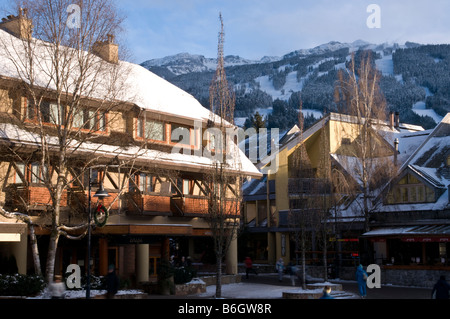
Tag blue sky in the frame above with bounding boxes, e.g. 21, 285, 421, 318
1, 1, 450, 64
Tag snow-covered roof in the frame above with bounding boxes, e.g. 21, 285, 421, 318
0, 122, 261, 177
0, 28, 216, 124
362, 225, 450, 238
372, 113, 450, 213
0, 27, 260, 177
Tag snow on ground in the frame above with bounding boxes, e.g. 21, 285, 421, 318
375, 53, 394, 76
412, 101, 443, 124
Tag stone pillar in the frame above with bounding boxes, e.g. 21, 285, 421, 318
135, 244, 149, 283
226, 235, 238, 275
11, 232, 27, 275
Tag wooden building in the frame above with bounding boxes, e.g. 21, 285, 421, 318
0, 10, 261, 284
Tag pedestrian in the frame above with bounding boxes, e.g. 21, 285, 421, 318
245, 256, 257, 279
355, 264, 369, 298
276, 258, 284, 282
431, 275, 450, 299
288, 262, 298, 286
185, 256, 192, 268
49, 275, 66, 299
319, 286, 334, 299
105, 264, 120, 299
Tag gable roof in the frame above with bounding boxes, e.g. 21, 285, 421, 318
373, 113, 450, 213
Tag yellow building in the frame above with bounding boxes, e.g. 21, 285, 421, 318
242, 112, 425, 270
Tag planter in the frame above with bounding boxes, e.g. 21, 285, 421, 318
158, 276, 175, 295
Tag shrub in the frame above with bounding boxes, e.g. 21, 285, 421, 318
0, 274, 45, 296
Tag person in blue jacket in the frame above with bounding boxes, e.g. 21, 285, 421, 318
355, 264, 369, 298
319, 286, 334, 299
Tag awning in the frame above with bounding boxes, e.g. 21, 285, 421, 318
362, 225, 450, 242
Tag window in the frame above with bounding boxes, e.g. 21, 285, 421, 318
129, 172, 154, 193
30, 163, 48, 184
15, 163, 26, 183
447, 155, 450, 167
27, 101, 65, 125
387, 173, 435, 204
172, 178, 190, 195
73, 108, 107, 132
137, 118, 165, 141
138, 173, 154, 193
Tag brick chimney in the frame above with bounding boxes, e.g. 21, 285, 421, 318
394, 112, 400, 129
0, 8, 32, 40
389, 111, 394, 130
92, 34, 119, 64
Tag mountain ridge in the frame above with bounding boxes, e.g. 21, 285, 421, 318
139, 40, 448, 131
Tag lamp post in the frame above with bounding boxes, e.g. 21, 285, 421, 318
86, 167, 110, 299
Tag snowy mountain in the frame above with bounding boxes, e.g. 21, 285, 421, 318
140, 40, 450, 131
141, 52, 281, 78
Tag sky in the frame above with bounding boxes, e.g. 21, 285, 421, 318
1, 0, 450, 64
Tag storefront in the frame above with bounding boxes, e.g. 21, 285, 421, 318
362, 225, 450, 266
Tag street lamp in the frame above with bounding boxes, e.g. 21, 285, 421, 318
86, 167, 110, 299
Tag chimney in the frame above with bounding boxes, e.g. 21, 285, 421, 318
92, 34, 119, 64
394, 112, 400, 129
394, 138, 399, 166
389, 111, 394, 130
0, 8, 33, 40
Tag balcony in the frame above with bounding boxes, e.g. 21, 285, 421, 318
5, 183, 119, 214
125, 192, 240, 217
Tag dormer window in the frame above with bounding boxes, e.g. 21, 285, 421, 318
137, 118, 165, 141
386, 173, 436, 204
171, 124, 191, 145
27, 101, 65, 125
73, 108, 107, 132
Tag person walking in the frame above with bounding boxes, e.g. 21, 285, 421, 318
106, 264, 120, 299
49, 275, 66, 299
245, 256, 257, 279
355, 264, 369, 298
288, 262, 298, 286
431, 275, 450, 299
319, 286, 334, 299
276, 258, 284, 282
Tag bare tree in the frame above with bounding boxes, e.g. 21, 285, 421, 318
288, 102, 317, 289
0, 0, 130, 283
206, 13, 241, 298
334, 51, 396, 263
